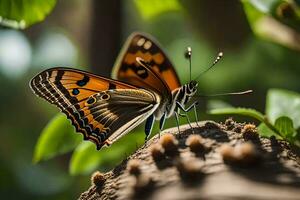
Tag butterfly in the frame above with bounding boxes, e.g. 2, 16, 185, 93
30, 32, 205, 150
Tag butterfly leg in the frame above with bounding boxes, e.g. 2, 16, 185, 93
176, 101, 199, 133
192, 102, 200, 127
145, 114, 155, 141
158, 113, 166, 138
174, 111, 181, 134
178, 112, 194, 133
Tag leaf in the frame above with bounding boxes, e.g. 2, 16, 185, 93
133, 0, 182, 20
258, 123, 280, 138
242, 0, 300, 51
209, 107, 265, 122
244, 0, 300, 22
246, 0, 279, 13
242, 0, 274, 30
33, 113, 82, 163
69, 142, 100, 175
69, 131, 145, 175
0, 0, 57, 29
266, 89, 300, 129
274, 116, 295, 140
258, 116, 298, 144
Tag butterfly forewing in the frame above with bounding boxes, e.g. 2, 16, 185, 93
112, 32, 181, 91
30, 68, 159, 149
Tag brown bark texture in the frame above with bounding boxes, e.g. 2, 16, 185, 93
79, 120, 300, 200
89, 0, 121, 76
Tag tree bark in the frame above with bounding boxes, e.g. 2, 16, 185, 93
79, 120, 300, 200
89, 0, 121, 76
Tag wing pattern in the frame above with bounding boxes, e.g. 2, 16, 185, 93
30, 68, 159, 149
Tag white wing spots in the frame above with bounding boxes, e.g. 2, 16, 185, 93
144, 41, 152, 49
137, 38, 145, 46
137, 37, 152, 50
137, 69, 146, 75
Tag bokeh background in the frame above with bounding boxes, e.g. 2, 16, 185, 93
1, 0, 300, 199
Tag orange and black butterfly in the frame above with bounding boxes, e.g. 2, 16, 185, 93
30, 33, 218, 150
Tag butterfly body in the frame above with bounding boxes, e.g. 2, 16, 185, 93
166, 80, 198, 118
31, 32, 200, 149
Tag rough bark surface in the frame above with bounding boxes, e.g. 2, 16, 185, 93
79, 120, 300, 200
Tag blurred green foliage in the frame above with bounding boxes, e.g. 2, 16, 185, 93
0, 0, 57, 29
33, 113, 82, 163
266, 89, 300, 128
133, 0, 182, 20
242, 0, 300, 50
210, 89, 300, 146
70, 130, 144, 175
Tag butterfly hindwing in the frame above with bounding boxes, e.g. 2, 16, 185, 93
112, 32, 181, 91
87, 89, 159, 144
30, 68, 159, 149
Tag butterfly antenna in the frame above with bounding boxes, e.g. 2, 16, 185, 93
193, 51, 223, 81
195, 90, 253, 97
185, 46, 192, 82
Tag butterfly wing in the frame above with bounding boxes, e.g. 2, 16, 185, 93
87, 89, 159, 146
30, 68, 160, 149
112, 32, 181, 91
114, 57, 173, 102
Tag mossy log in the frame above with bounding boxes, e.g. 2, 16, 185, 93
79, 120, 300, 200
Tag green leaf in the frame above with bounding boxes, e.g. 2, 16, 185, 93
266, 89, 300, 129
243, 0, 300, 23
0, 0, 57, 29
33, 113, 82, 163
70, 131, 145, 175
242, 0, 300, 51
258, 116, 299, 144
133, 0, 182, 20
242, 0, 270, 29
274, 116, 295, 139
246, 0, 279, 13
69, 142, 100, 175
258, 123, 280, 138
209, 107, 265, 122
